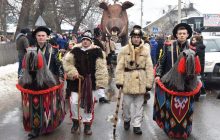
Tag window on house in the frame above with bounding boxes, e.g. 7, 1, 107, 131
196, 22, 201, 29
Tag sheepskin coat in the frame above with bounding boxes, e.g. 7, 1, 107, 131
115, 39, 154, 94
62, 45, 108, 92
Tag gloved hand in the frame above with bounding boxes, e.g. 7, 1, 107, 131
116, 84, 123, 89
59, 77, 64, 84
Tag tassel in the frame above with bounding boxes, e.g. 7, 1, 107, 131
178, 57, 186, 74
37, 52, 44, 69
195, 56, 201, 74
22, 55, 26, 69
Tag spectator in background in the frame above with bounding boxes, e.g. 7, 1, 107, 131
71, 34, 78, 44
93, 27, 105, 51
190, 35, 206, 101
57, 34, 68, 57
15, 28, 30, 78
142, 32, 150, 45
155, 33, 165, 64
149, 36, 158, 66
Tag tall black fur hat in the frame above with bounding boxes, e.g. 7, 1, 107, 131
32, 26, 51, 37
173, 23, 193, 39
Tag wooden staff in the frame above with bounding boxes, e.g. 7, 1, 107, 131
77, 75, 84, 134
113, 87, 122, 136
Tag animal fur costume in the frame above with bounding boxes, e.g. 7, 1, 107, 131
115, 39, 154, 94
63, 44, 108, 114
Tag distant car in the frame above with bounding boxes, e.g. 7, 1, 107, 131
203, 36, 220, 87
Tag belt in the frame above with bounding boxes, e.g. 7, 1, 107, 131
124, 68, 145, 72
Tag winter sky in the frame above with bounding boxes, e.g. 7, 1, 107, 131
111, 0, 220, 26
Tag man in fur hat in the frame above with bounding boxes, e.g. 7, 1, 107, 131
62, 30, 108, 135
115, 25, 154, 135
32, 26, 64, 83
26, 26, 64, 139
155, 23, 193, 80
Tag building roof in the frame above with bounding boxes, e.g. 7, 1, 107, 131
144, 4, 201, 29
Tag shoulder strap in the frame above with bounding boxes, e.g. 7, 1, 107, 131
48, 46, 53, 68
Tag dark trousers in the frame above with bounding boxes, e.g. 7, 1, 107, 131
18, 54, 24, 78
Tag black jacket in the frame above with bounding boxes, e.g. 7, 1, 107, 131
196, 41, 206, 73
156, 41, 189, 77
37, 43, 64, 79
93, 38, 105, 51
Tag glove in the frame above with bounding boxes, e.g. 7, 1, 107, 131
116, 84, 123, 89
59, 77, 64, 84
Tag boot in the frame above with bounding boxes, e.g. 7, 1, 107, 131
144, 92, 151, 104
133, 127, 142, 135
84, 123, 92, 135
99, 97, 110, 103
124, 121, 130, 130
194, 92, 200, 102
28, 129, 39, 140
71, 119, 79, 133
217, 93, 220, 99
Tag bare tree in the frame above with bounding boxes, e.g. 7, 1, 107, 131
32, 0, 46, 27
15, 0, 35, 36
0, 0, 7, 35
72, 0, 97, 33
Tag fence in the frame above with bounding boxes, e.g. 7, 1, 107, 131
0, 42, 17, 66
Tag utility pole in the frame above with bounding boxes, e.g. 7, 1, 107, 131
141, 0, 143, 26
178, 0, 181, 23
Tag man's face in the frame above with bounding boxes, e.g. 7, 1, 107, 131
131, 35, 141, 46
36, 31, 48, 44
176, 29, 189, 42
82, 39, 92, 48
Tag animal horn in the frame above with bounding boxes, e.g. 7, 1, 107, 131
195, 56, 201, 74
178, 57, 186, 74
118, 26, 126, 37
105, 26, 111, 35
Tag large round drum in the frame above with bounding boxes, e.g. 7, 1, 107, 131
16, 84, 65, 134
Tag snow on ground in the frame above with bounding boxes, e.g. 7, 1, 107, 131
0, 63, 18, 77
0, 63, 18, 97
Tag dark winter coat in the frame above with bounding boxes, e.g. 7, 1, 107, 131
156, 41, 189, 77
16, 33, 29, 56
150, 38, 158, 57
196, 42, 206, 73
93, 38, 105, 51
37, 43, 64, 79
156, 38, 165, 63
57, 37, 68, 50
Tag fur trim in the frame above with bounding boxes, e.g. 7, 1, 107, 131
115, 43, 154, 94
62, 52, 78, 80
128, 39, 145, 62
16, 83, 63, 95
157, 79, 202, 96
95, 51, 108, 88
